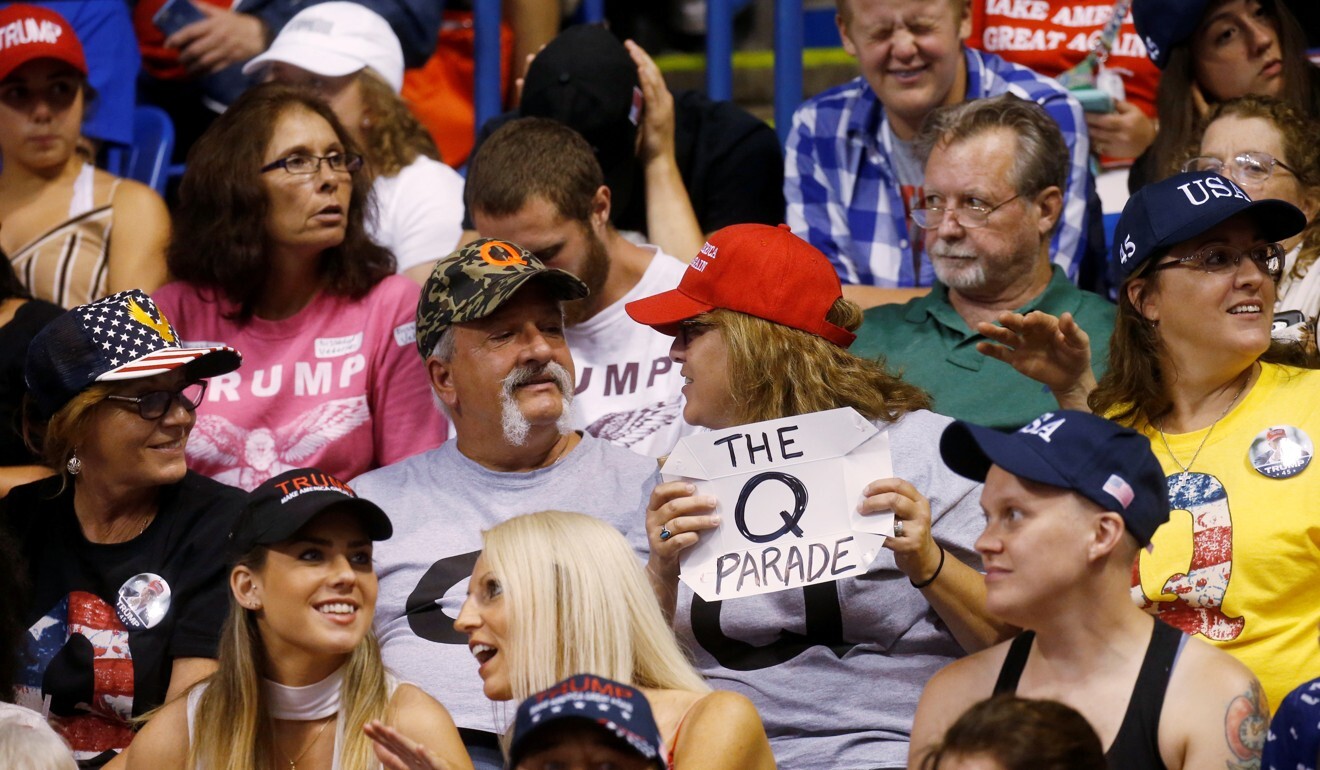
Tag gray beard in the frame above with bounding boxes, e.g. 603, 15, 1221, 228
499, 361, 575, 446
934, 243, 987, 290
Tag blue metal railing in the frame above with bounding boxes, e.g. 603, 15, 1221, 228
472, 0, 812, 145
772, 0, 804, 144
706, 0, 735, 102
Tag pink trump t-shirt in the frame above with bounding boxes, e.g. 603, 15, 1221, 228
154, 275, 446, 490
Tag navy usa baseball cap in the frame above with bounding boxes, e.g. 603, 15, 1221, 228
510, 674, 664, 769
1111, 170, 1306, 281
940, 411, 1170, 546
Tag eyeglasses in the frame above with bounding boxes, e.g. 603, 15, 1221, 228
910, 194, 1020, 229
260, 152, 364, 175
1148, 242, 1285, 281
677, 320, 714, 346
104, 382, 208, 420
1182, 152, 1297, 186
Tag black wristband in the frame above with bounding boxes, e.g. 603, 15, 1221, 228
909, 545, 945, 589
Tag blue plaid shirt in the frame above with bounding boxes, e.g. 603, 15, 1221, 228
785, 47, 1097, 288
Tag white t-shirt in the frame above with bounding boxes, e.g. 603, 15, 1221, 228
566, 248, 696, 458
1278, 243, 1320, 322
369, 156, 466, 273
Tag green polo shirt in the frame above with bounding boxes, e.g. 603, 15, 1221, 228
852, 266, 1116, 430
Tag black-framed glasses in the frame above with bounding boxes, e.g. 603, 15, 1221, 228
1182, 152, 1297, 186
1148, 242, 1285, 281
260, 152, 364, 175
910, 194, 1021, 229
104, 382, 207, 420
677, 320, 714, 346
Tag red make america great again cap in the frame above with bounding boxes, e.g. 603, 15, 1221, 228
0, 4, 86, 82
625, 223, 855, 348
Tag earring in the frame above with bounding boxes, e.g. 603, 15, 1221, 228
66, 452, 81, 476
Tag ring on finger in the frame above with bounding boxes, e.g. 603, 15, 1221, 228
660, 525, 673, 541
894, 519, 905, 538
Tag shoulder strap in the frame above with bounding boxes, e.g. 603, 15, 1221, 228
665, 695, 704, 769
992, 631, 1036, 695
1104, 621, 1182, 770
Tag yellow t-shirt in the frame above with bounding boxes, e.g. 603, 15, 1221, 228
1130, 363, 1320, 709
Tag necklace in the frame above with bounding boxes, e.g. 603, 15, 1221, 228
1156, 367, 1252, 476
281, 717, 333, 770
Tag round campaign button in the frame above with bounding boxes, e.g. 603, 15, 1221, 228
115, 573, 172, 630
1247, 425, 1313, 479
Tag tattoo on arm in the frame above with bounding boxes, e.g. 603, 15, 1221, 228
1224, 679, 1268, 770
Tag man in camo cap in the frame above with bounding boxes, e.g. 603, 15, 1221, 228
352, 238, 660, 770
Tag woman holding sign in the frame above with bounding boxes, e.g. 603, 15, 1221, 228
454, 510, 776, 769
624, 223, 1012, 769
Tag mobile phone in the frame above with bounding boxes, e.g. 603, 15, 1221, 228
1273, 310, 1307, 333
153, 0, 205, 37
1071, 87, 1114, 114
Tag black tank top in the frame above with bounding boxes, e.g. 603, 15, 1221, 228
992, 621, 1184, 770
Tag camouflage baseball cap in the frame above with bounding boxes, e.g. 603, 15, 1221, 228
415, 238, 590, 357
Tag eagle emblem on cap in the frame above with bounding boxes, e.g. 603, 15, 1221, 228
127, 298, 176, 343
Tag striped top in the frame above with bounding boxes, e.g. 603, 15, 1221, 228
8, 163, 118, 309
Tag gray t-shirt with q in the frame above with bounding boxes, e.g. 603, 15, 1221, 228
352, 434, 658, 737
672, 409, 984, 769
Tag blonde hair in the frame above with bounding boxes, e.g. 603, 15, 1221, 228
481, 511, 710, 700
188, 548, 392, 770
27, 384, 113, 489
709, 301, 932, 424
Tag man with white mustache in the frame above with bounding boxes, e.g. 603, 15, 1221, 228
351, 239, 659, 770
852, 96, 1115, 430
497, 360, 574, 446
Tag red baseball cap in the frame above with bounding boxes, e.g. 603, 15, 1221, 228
626, 223, 856, 348
0, 4, 87, 82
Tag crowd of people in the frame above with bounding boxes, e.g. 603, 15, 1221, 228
1, 0, 1318, 769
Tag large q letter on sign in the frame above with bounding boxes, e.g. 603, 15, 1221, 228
661, 407, 896, 601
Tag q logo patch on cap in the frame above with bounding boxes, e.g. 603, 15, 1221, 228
479, 240, 528, 267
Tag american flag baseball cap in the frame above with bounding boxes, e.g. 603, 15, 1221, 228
26, 289, 241, 418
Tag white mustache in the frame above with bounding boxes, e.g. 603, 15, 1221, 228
928, 241, 975, 260
502, 361, 574, 396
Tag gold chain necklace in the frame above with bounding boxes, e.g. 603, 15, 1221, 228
1156, 367, 1252, 476
281, 717, 333, 770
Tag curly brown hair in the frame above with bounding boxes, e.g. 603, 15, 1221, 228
167, 83, 394, 321
357, 70, 441, 176
708, 299, 932, 424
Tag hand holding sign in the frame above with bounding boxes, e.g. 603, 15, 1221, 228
864, 477, 942, 585
660, 408, 900, 601
646, 482, 719, 576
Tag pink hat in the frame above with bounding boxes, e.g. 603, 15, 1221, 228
0, 4, 87, 82
626, 224, 856, 348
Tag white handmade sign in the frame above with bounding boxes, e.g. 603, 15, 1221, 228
661, 407, 895, 601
